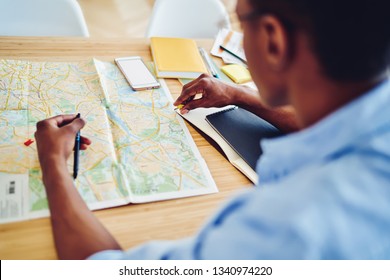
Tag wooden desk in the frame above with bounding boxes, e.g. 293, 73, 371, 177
0, 37, 251, 259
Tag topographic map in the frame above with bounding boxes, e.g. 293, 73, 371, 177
0, 59, 216, 223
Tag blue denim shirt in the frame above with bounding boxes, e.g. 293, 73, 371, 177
89, 79, 390, 259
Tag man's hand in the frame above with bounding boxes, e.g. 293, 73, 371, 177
174, 74, 240, 114
35, 114, 91, 171
175, 74, 300, 133
34, 114, 121, 259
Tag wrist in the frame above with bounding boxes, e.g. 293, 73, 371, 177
40, 155, 69, 181
40, 153, 67, 167
233, 85, 261, 108
226, 84, 244, 105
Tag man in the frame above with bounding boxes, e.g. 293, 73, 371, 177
35, 0, 390, 259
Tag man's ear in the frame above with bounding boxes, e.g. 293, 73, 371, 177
257, 15, 291, 71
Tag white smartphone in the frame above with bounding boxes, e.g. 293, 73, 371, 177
115, 56, 160, 90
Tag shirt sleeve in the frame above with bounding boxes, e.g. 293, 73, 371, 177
87, 188, 308, 260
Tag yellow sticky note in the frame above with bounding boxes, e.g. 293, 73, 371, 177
220, 64, 251, 84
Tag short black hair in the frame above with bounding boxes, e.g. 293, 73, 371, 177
248, 0, 390, 82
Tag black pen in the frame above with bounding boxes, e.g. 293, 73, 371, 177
73, 113, 81, 179
219, 45, 247, 64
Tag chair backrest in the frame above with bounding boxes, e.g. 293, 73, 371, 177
146, 0, 231, 38
0, 0, 89, 37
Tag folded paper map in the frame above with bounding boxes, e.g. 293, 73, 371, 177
0, 59, 217, 224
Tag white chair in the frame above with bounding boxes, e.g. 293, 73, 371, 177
145, 0, 231, 38
0, 0, 89, 37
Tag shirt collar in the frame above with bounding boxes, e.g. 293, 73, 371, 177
257, 78, 390, 184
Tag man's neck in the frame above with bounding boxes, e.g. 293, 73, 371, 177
289, 73, 385, 129
283, 32, 386, 129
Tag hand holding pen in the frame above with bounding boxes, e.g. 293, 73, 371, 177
174, 73, 239, 114
34, 114, 91, 179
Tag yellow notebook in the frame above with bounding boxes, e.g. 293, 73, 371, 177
220, 64, 252, 84
150, 37, 208, 79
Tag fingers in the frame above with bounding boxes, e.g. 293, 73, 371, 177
36, 114, 82, 130
40, 114, 79, 128
63, 117, 86, 134
175, 82, 206, 107
174, 74, 211, 106
80, 136, 92, 145
80, 144, 89, 150
174, 87, 196, 106
36, 114, 88, 149
79, 136, 92, 150
181, 98, 208, 111
74, 134, 91, 151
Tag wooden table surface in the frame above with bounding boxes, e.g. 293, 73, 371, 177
0, 37, 251, 259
